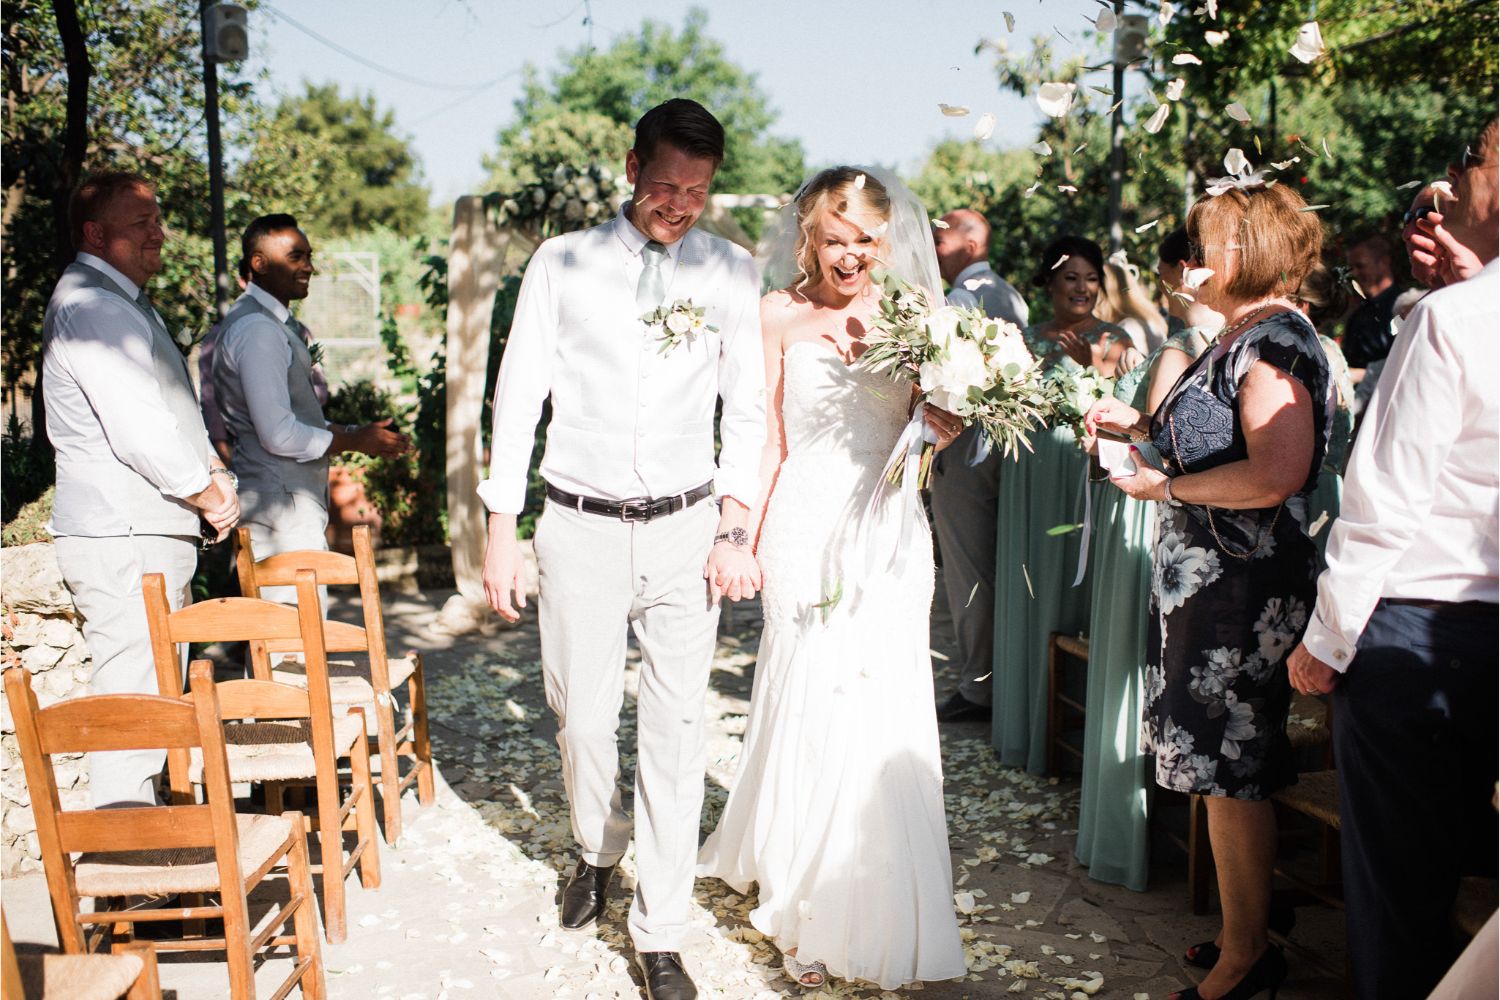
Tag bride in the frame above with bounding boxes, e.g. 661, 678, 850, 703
698, 166, 968, 990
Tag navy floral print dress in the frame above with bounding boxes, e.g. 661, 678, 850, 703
1140, 310, 1333, 800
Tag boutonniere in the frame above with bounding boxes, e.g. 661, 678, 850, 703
641, 298, 717, 354
307, 340, 325, 367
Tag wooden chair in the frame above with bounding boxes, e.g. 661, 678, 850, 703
1045, 632, 1090, 775
144, 571, 380, 944
235, 524, 435, 843
3, 909, 161, 1000
4, 664, 324, 999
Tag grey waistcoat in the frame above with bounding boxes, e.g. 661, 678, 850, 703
212, 294, 330, 511
43, 262, 210, 537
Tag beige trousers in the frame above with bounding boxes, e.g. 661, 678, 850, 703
533, 497, 720, 953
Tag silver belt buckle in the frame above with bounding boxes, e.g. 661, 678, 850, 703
618, 498, 653, 522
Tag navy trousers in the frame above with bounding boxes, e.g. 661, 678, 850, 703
1332, 598, 1499, 1000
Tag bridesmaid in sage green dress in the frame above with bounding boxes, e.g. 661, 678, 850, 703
1075, 227, 1211, 890
1293, 263, 1357, 559
992, 236, 1138, 773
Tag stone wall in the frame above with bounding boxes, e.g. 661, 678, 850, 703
1, 542, 92, 876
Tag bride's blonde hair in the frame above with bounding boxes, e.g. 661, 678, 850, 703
792, 167, 891, 290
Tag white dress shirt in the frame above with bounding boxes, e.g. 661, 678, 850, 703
216, 283, 333, 461
477, 206, 765, 515
43, 252, 212, 526
1302, 258, 1500, 670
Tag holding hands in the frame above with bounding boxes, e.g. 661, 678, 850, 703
189, 470, 239, 542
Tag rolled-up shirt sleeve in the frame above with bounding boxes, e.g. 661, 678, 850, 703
1302, 305, 1460, 670
53, 296, 211, 500
712, 250, 768, 507
223, 316, 334, 462
477, 246, 557, 515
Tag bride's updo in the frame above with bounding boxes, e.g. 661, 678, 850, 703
791, 166, 892, 289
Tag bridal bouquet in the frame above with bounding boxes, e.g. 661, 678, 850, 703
858, 271, 1053, 489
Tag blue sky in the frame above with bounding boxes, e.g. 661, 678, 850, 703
251, 0, 1117, 203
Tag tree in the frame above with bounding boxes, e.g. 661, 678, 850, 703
483, 7, 805, 200
267, 83, 429, 236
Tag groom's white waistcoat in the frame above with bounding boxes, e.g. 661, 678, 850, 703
478, 208, 765, 514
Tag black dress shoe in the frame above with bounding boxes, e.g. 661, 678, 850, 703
1171, 944, 1288, 1000
637, 951, 697, 1000
559, 857, 616, 929
1184, 902, 1298, 969
936, 690, 992, 723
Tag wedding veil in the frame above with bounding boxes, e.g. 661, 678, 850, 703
755, 165, 945, 307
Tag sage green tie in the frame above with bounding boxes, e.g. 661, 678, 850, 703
636, 240, 667, 312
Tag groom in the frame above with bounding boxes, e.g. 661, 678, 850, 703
478, 99, 766, 1000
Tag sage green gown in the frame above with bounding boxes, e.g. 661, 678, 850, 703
991, 323, 1130, 774
1073, 327, 1207, 890
1306, 334, 1355, 560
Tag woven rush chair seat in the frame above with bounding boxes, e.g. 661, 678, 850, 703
188, 714, 364, 784
73, 814, 296, 898
272, 654, 418, 707
1286, 691, 1331, 750
17, 951, 144, 1000
1273, 768, 1341, 828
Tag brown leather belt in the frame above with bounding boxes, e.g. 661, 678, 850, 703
544, 481, 713, 522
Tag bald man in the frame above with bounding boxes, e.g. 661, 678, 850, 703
931, 209, 1028, 722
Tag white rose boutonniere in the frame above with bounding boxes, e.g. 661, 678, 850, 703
641, 298, 718, 355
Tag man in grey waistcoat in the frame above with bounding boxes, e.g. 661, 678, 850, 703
930, 209, 1029, 723
213, 214, 408, 602
42, 171, 240, 807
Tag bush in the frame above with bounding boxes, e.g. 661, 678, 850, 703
2, 486, 53, 547
323, 378, 445, 547
2, 412, 54, 525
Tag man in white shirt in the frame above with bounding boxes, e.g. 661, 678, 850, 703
42, 171, 239, 807
1288, 119, 1499, 1000
214, 214, 407, 600
478, 99, 764, 1000
930, 209, 1029, 723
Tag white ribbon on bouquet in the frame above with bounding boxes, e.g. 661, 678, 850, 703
855, 410, 939, 580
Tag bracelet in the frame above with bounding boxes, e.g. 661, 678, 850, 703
1163, 477, 1181, 506
714, 527, 750, 548
210, 467, 239, 490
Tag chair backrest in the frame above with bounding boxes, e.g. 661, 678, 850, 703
234, 524, 394, 681
4, 664, 248, 953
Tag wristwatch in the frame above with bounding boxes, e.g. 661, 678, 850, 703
210, 467, 239, 491
714, 527, 750, 549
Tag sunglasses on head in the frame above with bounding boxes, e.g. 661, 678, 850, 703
1402, 204, 1437, 227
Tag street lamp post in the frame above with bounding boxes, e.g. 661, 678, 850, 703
200, 2, 230, 318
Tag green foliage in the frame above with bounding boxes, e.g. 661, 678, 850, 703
323, 377, 443, 548
483, 8, 806, 200
2, 487, 54, 547
1, 410, 54, 523
268, 83, 430, 236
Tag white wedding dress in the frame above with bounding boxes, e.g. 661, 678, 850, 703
698, 341, 967, 989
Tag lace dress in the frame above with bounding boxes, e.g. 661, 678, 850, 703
698, 342, 966, 989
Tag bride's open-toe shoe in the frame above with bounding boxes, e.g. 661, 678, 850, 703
783, 953, 829, 989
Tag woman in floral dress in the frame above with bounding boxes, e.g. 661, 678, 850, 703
1087, 182, 1331, 1000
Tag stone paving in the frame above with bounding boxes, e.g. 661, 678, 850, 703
1, 586, 1347, 999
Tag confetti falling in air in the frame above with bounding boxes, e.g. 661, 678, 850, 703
1396, 179, 1424, 190
1270, 156, 1301, 170
1037, 81, 1078, 117
1290, 21, 1327, 63
1134, 220, 1160, 233
939, 103, 972, 117
1024, 181, 1043, 198
1165, 79, 1186, 101
854, 173, 866, 190
1003, 10, 1015, 32
1182, 266, 1215, 290
1093, 8, 1117, 32
1144, 103, 1171, 134
1052, 254, 1071, 269
1226, 102, 1252, 124
1031, 140, 1054, 155
1223, 147, 1252, 176
975, 112, 997, 140
1195, 0, 1219, 17
1205, 29, 1229, 46
932, 218, 950, 229
1159, 1, 1176, 26
1172, 52, 1203, 66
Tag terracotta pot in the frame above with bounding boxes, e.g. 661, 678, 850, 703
326, 464, 382, 554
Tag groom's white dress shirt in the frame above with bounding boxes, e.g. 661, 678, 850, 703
478, 205, 765, 514
1301, 258, 1499, 670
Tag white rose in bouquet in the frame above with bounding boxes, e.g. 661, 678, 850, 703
923, 306, 963, 351
920, 337, 988, 415
988, 326, 1035, 378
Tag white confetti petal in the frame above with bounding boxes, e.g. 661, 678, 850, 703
1396, 179, 1424, 190
1173, 52, 1203, 65
1144, 103, 1171, 134
1010, 891, 1031, 903
1159, 1, 1176, 26
1094, 9, 1117, 32
1290, 20, 1326, 63
1165, 78, 1186, 101
1058, 184, 1079, 194
939, 103, 971, 117
955, 891, 978, 914
854, 173, 866, 190
1030, 140, 1053, 155
932, 218, 950, 229
1004, 11, 1015, 32
1134, 220, 1160, 233
1182, 266, 1215, 290
975, 112, 996, 140
1226, 102, 1252, 124
1195, 0, 1219, 17
1205, 29, 1229, 46
1037, 81, 1078, 117
1270, 157, 1301, 170
1024, 181, 1043, 198
1224, 147, 1251, 176
1052, 255, 1071, 269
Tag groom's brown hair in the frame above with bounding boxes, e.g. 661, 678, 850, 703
633, 98, 724, 168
